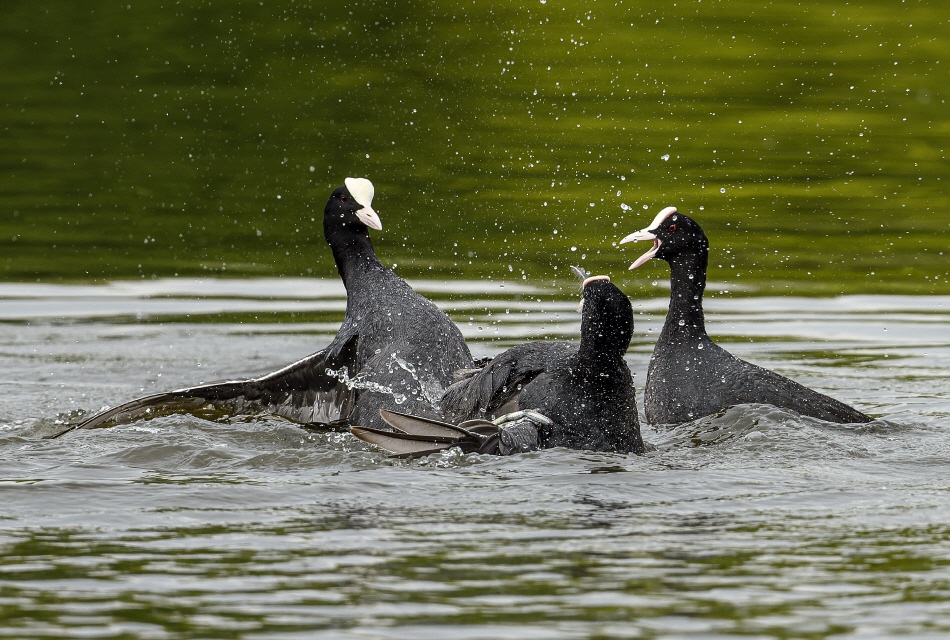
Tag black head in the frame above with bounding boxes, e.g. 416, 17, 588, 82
323, 177, 382, 240
578, 276, 634, 356
618, 207, 709, 269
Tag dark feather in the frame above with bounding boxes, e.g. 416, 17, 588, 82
47, 335, 358, 438
438, 342, 563, 423
351, 410, 548, 457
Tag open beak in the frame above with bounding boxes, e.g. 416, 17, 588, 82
355, 206, 383, 231
619, 229, 659, 270
618, 205, 677, 270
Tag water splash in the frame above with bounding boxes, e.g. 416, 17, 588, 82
325, 366, 407, 405
384, 354, 444, 407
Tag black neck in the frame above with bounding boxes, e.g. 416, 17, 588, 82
325, 225, 384, 290
575, 325, 629, 382
662, 250, 708, 341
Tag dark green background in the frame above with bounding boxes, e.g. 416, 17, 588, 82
2, 0, 948, 294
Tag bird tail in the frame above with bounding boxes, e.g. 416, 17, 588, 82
350, 409, 497, 459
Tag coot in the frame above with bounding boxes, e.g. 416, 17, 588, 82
351, 270, 645, 456
49, 178, 474, 438
620, 207, 871, 425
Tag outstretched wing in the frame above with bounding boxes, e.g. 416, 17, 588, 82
47, 335, 359, 438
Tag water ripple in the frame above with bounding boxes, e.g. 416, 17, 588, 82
1, 282, 949, 637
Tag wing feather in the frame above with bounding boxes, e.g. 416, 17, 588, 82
439, 342, 572, 422
48, 335, 359, 438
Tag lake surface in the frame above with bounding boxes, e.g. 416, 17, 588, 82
3, 0, 950, 636
1, 279, 949, 638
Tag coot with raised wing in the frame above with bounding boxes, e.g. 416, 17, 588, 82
49, 178, 473, 438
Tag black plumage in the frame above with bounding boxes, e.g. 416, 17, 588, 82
620, 208, 872, 425
49, 178, 473, 437
352, 274, 645, 456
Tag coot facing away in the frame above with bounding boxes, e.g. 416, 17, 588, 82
352, 271, 645, 456
620, 207, 871, 426
49, 178, 473, 438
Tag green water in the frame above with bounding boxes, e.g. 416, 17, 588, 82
2, 0, 948, 293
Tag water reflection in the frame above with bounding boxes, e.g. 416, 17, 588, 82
2, 1, 948, 293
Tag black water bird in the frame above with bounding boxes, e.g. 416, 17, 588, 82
352, 270, 645, 457
620, 207, 871, 425
49, 178, 474, 437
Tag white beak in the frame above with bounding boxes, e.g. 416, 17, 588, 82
582, 275, 611, 287
355, 207, 383, 231
618, 206, 678, 269
619, 229, 660, 270
345, 177, 383, 231
577, 274, 610, 312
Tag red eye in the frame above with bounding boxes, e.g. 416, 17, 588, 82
341, 196, 349, 203
668, 224, 677, 232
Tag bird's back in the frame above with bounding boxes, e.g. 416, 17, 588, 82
645, 336, 870, 424
441, 341, 642, 453
334, 266, 474, 427
525, 353, 641, 452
